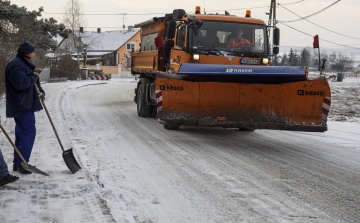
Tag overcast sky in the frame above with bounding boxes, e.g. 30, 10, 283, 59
9, 0, 360, 49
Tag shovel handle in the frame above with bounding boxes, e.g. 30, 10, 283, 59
0, 118, 28, 165
34, 84, 66, 152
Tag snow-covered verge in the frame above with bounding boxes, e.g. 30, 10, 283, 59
0, 77, 359, 223
328, 78, 360, 123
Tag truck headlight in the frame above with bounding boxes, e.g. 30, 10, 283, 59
193, 54, 200, 61
262, 58, 269, 65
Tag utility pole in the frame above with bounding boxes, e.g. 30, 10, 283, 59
122, 13, 127, 30
267, 0, 276, 39
267, 0, 279, 60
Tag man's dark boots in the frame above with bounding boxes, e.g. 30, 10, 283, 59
15, 165, 32, 174
0, 174, 19, 186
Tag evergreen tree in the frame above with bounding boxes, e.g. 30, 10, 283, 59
288, 48, 300, 66
0, 0, 69, 95
281, 53, 288, 66
300, 48, 311, 67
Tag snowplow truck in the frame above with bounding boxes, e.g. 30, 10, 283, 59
131, 7, 331, 132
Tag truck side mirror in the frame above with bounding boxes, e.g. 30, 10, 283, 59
187, 15, 203, 30
194, 20, 203, 29
273, 28, 280, 46
173, 9, 186, 19
273, 46, 279, 55
165, 40, 174, 48
166, 20, 176, 39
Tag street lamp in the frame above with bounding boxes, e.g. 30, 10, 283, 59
81, 48, 88, 80
83, 48, 87, 68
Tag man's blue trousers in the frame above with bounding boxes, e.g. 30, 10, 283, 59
14, 111, 36, 167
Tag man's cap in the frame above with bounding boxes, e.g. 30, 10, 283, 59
17, 41, 35, 54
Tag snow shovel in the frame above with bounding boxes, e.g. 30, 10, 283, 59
0, 117, 49, 176
35, 84, 81, 174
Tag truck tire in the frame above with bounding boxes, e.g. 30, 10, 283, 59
137, 83, 152, 117
150, 105, 157, 117
163, 123, 180, 130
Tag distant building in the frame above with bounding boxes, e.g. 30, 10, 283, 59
56, 26, 140, 76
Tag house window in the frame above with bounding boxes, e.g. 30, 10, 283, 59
126, 57, 131, 68
126, 42, 136, 51
103, 53, 116, 66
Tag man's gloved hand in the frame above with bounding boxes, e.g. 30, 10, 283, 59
33, 69, 42, 78
38, 89, 45, 101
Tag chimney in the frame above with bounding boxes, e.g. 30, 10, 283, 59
127, 26, 134, 31
97, 28, 101, 33
80, 27, 84, 33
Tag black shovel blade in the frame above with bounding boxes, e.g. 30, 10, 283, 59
21, 163, 49, 176
62, 148, 81, 174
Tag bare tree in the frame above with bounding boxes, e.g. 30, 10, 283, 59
328, 52, 354, 73
63, 0, 85, 63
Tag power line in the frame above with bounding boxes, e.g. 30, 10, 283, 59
43, 5, 271, 16
278, 21, 360, 49
278, 0, 306, 6
223, 6, 269, 12
279, 0, 341, 22
278, 2, 360, 40
204, 6, 269, 14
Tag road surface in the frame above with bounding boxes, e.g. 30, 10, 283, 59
1, 79, 359, 223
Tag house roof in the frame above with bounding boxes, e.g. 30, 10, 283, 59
76, 29, 140, 51
53, 35, 65, 46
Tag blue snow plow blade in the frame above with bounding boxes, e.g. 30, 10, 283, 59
177, 64, 307, 82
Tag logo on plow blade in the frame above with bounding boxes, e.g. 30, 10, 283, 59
160, 85, 184, 90
298, 90, 325, 96
226, 68, 253, 73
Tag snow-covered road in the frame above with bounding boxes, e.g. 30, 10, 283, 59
1, 78, 360, 223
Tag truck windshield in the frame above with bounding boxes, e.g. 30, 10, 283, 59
188, 21, 268, 56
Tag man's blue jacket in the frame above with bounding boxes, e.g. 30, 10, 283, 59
5, 55, 44, 118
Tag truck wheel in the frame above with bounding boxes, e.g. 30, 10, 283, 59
150, 105, 157, 117
137, 83, 152, 117
163, 123, 180, 130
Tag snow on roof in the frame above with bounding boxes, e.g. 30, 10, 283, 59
75, 29, 140, 51
74, 57, 102, 61
45, 52, 73, 58
53, 35, 65, 46
71, 51, 114, 56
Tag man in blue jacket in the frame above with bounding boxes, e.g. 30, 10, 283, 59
5, 41, 45, 174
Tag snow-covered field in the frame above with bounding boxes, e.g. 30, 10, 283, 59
328, 78, 360, 123
0, 77, 359, 223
